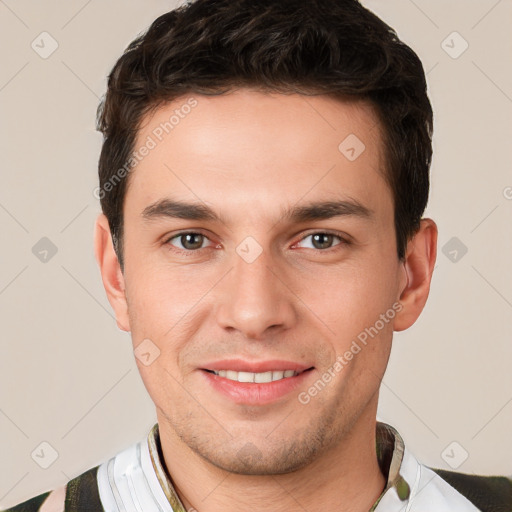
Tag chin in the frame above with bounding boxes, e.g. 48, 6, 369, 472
193, 437, 323, 476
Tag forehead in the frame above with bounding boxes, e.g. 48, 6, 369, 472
125, 89, 391, 225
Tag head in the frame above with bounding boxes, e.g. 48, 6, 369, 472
94, 0, 437, 475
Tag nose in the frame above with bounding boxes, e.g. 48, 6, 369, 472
215, 246, 297, 340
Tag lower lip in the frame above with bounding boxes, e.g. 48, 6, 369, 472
201, 369, 313, 405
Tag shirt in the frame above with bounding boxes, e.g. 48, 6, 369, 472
2, 422, 511, 511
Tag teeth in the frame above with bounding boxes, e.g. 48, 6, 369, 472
211, 369, 299, 383
255, 371, 272, 383
238, 371, 254, 383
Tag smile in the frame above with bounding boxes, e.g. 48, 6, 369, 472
205, 369, 300, 383
201, 367, 314, 405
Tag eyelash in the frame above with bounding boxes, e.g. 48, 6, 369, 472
163, 230, 351, 256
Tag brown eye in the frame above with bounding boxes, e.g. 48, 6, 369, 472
312, 233, 336, 250
296, 232, 346, 251
167, 232, 209, 251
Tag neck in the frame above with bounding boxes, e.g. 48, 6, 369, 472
157, 405, 386, 512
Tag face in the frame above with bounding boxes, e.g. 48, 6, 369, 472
115, 89, 408, 474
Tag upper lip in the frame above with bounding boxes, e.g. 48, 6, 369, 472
201, 359, 313, 373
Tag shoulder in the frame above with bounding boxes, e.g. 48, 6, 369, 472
430, 467, 512, 512
1, 466, 103, 512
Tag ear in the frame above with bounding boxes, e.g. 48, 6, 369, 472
394, 218, 438, 332
94, 213, 131, 332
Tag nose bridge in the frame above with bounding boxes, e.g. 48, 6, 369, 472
215, 240, 295, 339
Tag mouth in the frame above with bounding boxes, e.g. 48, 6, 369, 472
202, 368, 313, 383
199, 361, 315, 405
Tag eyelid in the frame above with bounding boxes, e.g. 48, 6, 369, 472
164, 229, 351, 254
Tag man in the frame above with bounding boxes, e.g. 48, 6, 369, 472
4, 0, 511, 510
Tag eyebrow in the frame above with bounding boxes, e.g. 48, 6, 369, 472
141, 197, 373, 225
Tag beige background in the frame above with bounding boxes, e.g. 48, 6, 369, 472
1, 0, 511, 507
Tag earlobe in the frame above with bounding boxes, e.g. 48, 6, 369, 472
94, 214, 131, 332
394, 218, 438, 332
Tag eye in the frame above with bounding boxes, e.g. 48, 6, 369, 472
165, 232, 214, 252
294, 232, 348, 251
164, 230, 349, 255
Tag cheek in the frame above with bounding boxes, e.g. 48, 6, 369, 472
294, 258, 398, 341
125, 267, 212, 385
126, 264, 202, 335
